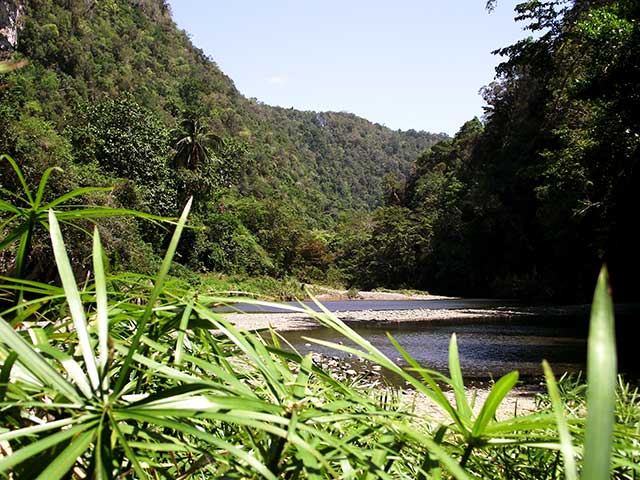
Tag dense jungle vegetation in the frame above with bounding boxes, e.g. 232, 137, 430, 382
1, 0, 638, 302
363, 0, 640, 301
0, 1, 638, 478
0, 0, 443, 296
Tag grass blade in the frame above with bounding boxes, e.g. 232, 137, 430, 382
35, 429, 95, 480
582, 266, 617, 480
114, 197, 192, 394
0, 316, 82, 402
471, 370, 519, 438
1, 154, 34, 204
49, 210, 100, 392
542, 360, 577, 480
36, 344, 93, 398
449, 334, 473, 421
34, 167, 63, 208
0, 422, 96, 474
174, 299, 194, 366
41, 186, 112, 209
93, 227, 109, 395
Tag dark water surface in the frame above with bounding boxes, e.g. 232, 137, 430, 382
277, 308, 637, 382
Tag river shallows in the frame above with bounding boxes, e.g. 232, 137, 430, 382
281, 316, 589, 380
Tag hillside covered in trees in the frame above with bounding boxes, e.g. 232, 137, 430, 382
1, 0, 638, 302
0, 0, 443, 286
340, 0, 639, 301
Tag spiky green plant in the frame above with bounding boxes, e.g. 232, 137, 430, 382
0, 154, 168, 284
0, 191, 637, 478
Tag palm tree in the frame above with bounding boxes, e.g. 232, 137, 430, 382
171, 118, 223, 210
171, 118, 221, 171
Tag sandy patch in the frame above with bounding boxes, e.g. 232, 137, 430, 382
225, 307, 535, 332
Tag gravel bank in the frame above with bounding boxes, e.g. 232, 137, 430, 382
225, 307, 536, 332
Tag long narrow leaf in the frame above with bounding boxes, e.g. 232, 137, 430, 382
542, 360, 577, 480
583, 267, 617, 480
0, 199, 21, 214
174, 300, 193, 366
114, 411, 278, 480
449, 334, 473, 421
34, 167, 63, 208
113, 197, 192, 394
471, 370, 519, 438
35, 429, 95, 480
1, 154, 33, 203
42, 186, 112, 209
0, 316, 81, 402
93, 227, 109, 395
36, 344, 92, 399
110, 416, 149, 479
49, 210, 100, 391
0, 416, 90, 442
0, 422, 96, 474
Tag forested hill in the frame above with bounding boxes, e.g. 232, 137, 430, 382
0, 0, 444, 221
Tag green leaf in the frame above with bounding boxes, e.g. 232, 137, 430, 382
114, 197, 192, 394
0, 416, 89, 442
174, 299, 194, 366
115, 411, 279, 480
293, 354, 312, 400
0, 316, 82, 402
386, 333, 462, 428
0, 351, 18, 401
449, 334, 473, 421
49, 210, 100, 392
1, 154, 34, 204
93, 227, 110, 395
471, 370, 519, 438
0, 422, 96, 474
0, 199, 21, 214
110, 416, 149, 479
34, 167, 63, 208
36, 344, 92, 398
582, 266, 617, 480
542, 360, 577, 480
35, 429, 95, 480
41, 186, 112, 209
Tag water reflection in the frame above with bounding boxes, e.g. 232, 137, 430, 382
281, 317, 589, 380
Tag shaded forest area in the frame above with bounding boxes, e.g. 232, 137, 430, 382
352, 0, 639, 301
1, 0, 638, 302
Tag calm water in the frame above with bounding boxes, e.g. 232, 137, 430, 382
279, 312, 637, 381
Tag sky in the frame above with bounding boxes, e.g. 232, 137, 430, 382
167, 1, 528, 136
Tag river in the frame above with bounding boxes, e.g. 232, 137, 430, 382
227, 299, 636, 382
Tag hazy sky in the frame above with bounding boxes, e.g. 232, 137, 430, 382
167, 1, 527, 135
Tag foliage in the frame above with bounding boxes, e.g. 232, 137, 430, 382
0, 155, 169, 287
0, 205, 636, 478
66, 96, 176, 215
342, 0, 640, 300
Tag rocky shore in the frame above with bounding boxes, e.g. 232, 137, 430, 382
224, 306, 540, 332
303, 351, 541, 421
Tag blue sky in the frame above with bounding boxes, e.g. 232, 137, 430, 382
167, 1, 527, 135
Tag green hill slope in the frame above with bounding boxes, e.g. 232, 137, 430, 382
1, 0, 444, 221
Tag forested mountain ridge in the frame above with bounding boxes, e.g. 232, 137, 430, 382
4, 0, 635, 301
0, 0, 444, 220
0, 0, 444, 285
340, 0, 639, 301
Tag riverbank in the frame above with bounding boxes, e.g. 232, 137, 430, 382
224, 305, 554, 332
